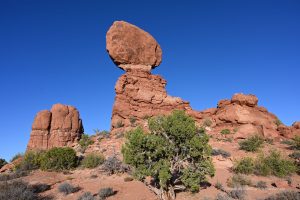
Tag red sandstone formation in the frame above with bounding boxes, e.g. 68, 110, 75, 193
107, 21, 299, 140
27, 103, 84, 150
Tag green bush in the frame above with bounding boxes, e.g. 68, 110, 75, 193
79, 134, 94, 152
0, 158, 7, 168
16, 151, 45, 171
254, 150, 297, 177
227, 174, 252, 188
116, 120, 124, 128
40, 147, 78, 171
233, 157, 254, 174
202, 118, 212, 127
10, 153, 23, 162
220, 129, 231, 135
122, 110, 215, 199
263, 191, 300, 200
239, 135, 264, 152
274, 118, 283, 126
292, 136, 300, 150
58, 182, 79, 195
81, 153, 104, 169
98, 187, 114, 200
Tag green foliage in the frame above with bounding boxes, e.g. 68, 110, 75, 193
254, 150, 297, 177
81, 153, 104, 169
116, 120, 124, 128
212, 148, 231, 158
16, 150, 45, 171
202, 118, 212, 127
215, 181, 224, 191
40, 147, 78, 171
274, 118, 283, 126
263, 191, 300, 200
79, 134, 94, 152
58, 182, 79, 195
227, 174, 252, 188
255, 181, 267, 189
239, 135, 264, 152
0, 171, 29, 181
289, 151, 300, 160
233, 157, 254, 174
229, 186, 246, 200
129, 116, 137, 126
10, 153, 23, 162
98, 187, 114, 200
292, 135, 300, 150
0, 158, 7, 168
220, 129, 231, 135
280, 139, 294, 146
122, 110, 215, 195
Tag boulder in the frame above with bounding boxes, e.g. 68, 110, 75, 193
106, 21, 162, 70
231, 93, 258, 107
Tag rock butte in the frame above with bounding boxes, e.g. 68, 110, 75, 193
27, 103, 84, 151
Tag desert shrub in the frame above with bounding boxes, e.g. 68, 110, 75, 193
254, 150, 297, 177
0, 158, 7, 168
212, 148, 231, 158
289, 151, 300, 160
129, 116, 137, 126
98, 187, 114, 200
101, 155, 125, 175
16, 150, 45, 171
0, 180, 51, 200
58, 182, 79, 195
202, 118, 212, 127
227, 174, 252, 188
122, 110, 215, 199
263, 191, 300, 200
79, 134, 94, 152
281, 139, 294, 145
40, 147, 77, 171
274, 118, 283, 126
255, 181, 267, 189
77, 192, 95, 200
81, 153, 104, 169
239, 135, 264, 152
216, 193, 233, 200
233, 157, 254, 174
29, 183, 51, 193
10, 153, 23, 162
0, 170, 29, 181
229, 186, 246, 200
292, 136, 300, 150
116, 120, 124, 128
215, 181, 225, 191
220, 129, 231, 135
265, 138, 274, 145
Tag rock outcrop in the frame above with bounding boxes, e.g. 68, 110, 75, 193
27, 104, 84, 150
107, 20, 299, 140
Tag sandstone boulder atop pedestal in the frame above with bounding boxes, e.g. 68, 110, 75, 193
27, 103, 84, 151
231, 93, 258, 107
106, 21, 162, 70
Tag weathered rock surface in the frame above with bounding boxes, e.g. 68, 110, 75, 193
27, 104, 84, 150
106, 21, 162, 70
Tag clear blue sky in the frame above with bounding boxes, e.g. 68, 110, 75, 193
0, 0, 299, 161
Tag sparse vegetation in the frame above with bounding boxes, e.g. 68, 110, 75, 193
215, 181, 225, 191
98, 187, 115, 200
233, 157, 254, 174
263, 191, 300, 200
122, 110, 215, 199
281, 139, 294, 146
289, 151, 300, 160
101, 155, 125, 175
274, 118, 283, 126
40, 147, 78, 171
239, 135, 264, 152
58, 182, 79, 195
216, 193, 233, 200
77, 192, 95, 200
16, 150, 45, 171
212, 148, 231, 158
0, 170, 29, 181
220, 129, 231, 135
129, 116, 137, 126
229, 186, 246, 200
10, 153, 23, 162
234, 150, 297, 177
265, 138, 274, 145
292, 135, 300, 150
116, 120, 124, 128
0, 158, 7, 168
255, 181, 267, 189
79, 134, 94, 152
227, 174, 252, 188
29, 183, 51, 193
0, 180, 52, 200
202, 118, 212, 127
81, 153, 105, 169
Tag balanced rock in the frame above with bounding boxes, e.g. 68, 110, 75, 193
106, 21, 162, 70
27, 103, 84, 150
